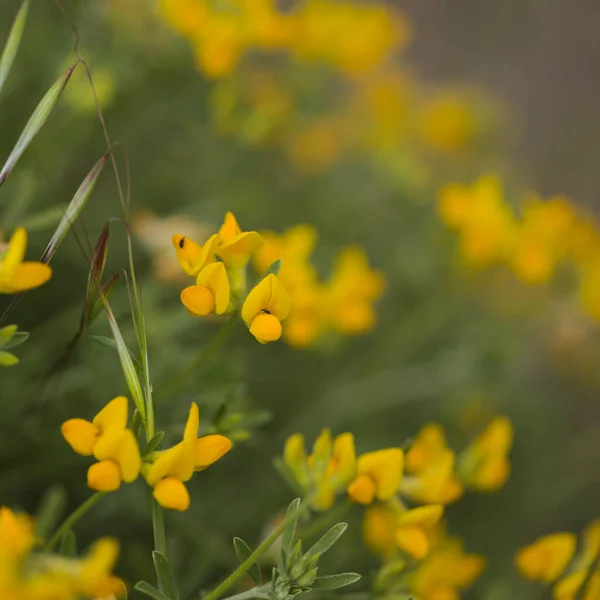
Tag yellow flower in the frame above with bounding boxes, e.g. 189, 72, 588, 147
61, 396, 141, 492
145, 403, 231, 511
363, 503, 398, 558
216, 212, 263, 269
180, 262, 231, 316
242, 273, 290, 343
515, 532, 576, 583
282, 429, 356, 511
172, 232, 219, 277
394, 504, 444, 560
458, 416, 513, 491
0, 506, 35, 562
0, 227, 52, 294
347, 448, 403, 505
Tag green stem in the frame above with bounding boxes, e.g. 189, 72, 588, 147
203, 501, 308, 600
44, 491, 105, 551
220, 584, 271, 600
152, 499, 168, 557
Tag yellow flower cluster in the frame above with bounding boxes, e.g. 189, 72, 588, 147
253, 224, 385, 347
0, 226, 52, 294
62, 398, 231, 511
0, 506, 122, 599
160, 0, 410, 79
173, 212, 291, 343
283, 416, 511, 562
516, 520, 600, 600
438, 174, 600, 323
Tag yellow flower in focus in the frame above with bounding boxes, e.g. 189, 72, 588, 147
347, 448, 403, 505
172, 232, 219, 277
515, 532, 576, 583
458, 416, 513, 491
61, 396, 141, 492
242, 273, 290, 343
144, 403, 231, 510
180, 262, 231, 316
216, 212, 263, 269
0, 227, 52, 294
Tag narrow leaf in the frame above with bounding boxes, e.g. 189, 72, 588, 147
233, 537, 261, 585
0, 62, 78, 187
41, 153, 107, 263
86, 334, 141, 369
58, 529, 76, 557
86, 273, 119, 325
0, 325, 17, 346
35, 485, 67, 539
134, 581, 169, 600
311, 573, 361, 590
102, 299, 146, 419
86, 222, 110, 299
2, 330, 29, 349
0, 351, 18, 366
0, 0, 29, 97
152, 551, 179, 600
144, 432, 164, 456
281, 498, 302, 554
131, 409, 142, 439
305, 523, 348, 560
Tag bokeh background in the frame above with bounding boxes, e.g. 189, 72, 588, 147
1, 0, 600, 598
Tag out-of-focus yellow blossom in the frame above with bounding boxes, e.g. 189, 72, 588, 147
61, 396, 141, 492
0, 506, 123, 599
362, 503, 398, 559
347, 448, 403, 505
412, 534, 486, 600
144, 403, 231, 511
458, 415, 513, 491
172, 232, 219, 277
401, 424, 463, 504
438, 175, 517, 267
516, 533, 577, 583
180, 262, 230, 316
419, 91, 477, 153
215, 211, 263, 270
0, 227, 52, 294
283, 429, 356, 511
242, 273, 290, 343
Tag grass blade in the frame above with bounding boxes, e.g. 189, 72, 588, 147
0, 0, 29, 97
0, 61, 78, 187
41, 153, 106, 263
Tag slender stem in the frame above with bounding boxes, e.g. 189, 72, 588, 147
152, 499, 167, 557
203, 502, 309, 600
44, 491, 105, 551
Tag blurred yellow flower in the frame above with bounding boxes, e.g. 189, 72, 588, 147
0, 227, 52, 294
347, 448, 403, 505
394, 504, 444, 560
515, 532, 577, 583
61, 396, 141, 492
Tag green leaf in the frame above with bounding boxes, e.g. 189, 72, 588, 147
134, 581, 169, 600
35, 485, 67, 539
131, 409, 142, 439
144, 432, 164, 456
58, 529, 77, 557
86, 334, 141, 369
85, 223, 110, 303
0, 62, 77, 187
2, 331, 29, 349
0, 351, 18, 366
305, 523, 348, 560
152, 551, 179, 600
0, 0, 29, 97
40, 153, 107, 263
233, 537, 261, 585
311, 573, 361, 590
86, 273, 119, 325
0, 325, 17, 346
281, 498, 302, 554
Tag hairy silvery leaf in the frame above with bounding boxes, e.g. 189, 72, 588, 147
304, 523, 348, 561
281, 497, 302, 555
233, 537, 262, 585
153, 551, 179, 600
311, 573, 361, 590
134, 581, 169, 600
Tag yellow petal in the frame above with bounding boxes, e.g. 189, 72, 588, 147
356, 448, 404, 500
330, 433, 356, 484
312, 480, 335, 511
61, 419, 100, 456
362, 504, 398, 558
249, 313, 282, 343
347, 474, 376, 504
395, 526, 430, 559
581, 519, 600, 566
172, 233, 218, 276
217, 231, 264, 267
1, 262, 52, 293
88, 460, 121, 492
181, 285, 215, 316
284, 433, 306, 470
242, 274, 290, 324
554, 571, 587, 600
515, 532, 576, 583
312, 428, 332, 466
184, 402, 200, 444
153, 477, 190, 511
196, 262, 230, 314
397, 505, 444, 528
195, 434, 231, 470
93, 396, 128, 433
146, 441, 195, 486
2, 227, 27, 273
405, 423, 447, 473
93, 428, 141, 483
219, 212, 241, 240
